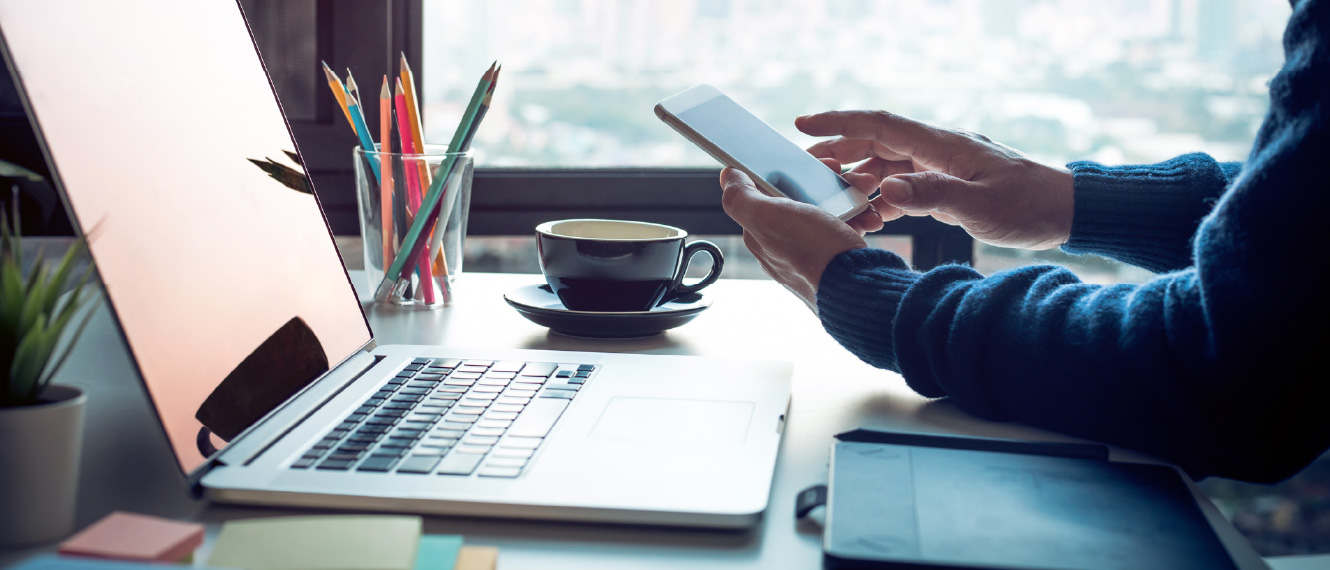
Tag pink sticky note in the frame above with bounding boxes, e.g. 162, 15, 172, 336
58, 511, 204, 563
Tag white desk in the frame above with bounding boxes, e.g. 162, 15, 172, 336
0, 272, 1273, 569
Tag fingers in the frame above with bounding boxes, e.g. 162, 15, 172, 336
846, 204, 884, 234
720, 168, 785, 229
797, 111, 956, 170
807, 137, 911, 163
879, 171, 972, 215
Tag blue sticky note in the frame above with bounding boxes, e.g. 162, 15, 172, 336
414, 535, 464, 570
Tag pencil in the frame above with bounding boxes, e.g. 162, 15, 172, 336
374, 62, 498, 302
424, 64, 498, 283
345, 69, 362, 107
344, 83, 381, 181
321, 61, 354, 130
378, 76, 394, 271
395, 78, 435, 304
400, 54, 432, 195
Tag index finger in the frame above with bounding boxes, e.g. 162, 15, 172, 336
796, 111, 953, 169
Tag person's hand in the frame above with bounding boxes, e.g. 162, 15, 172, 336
720, 167, 869, 311
797, 110, 1075, 250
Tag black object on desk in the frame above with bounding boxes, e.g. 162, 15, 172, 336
798, 429, 1235, 570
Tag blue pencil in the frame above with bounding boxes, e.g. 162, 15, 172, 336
344, 75, 381, 181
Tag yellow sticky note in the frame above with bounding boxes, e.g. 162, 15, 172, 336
453, 546, 498, 570
207, 515, 422, 570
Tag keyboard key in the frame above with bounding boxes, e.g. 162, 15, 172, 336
459, 398, 494, 408
484, 371, 517, 379
398, 388, 430, 396
436, 452, 484, 475
408, 380, 440, 388
355, 404, 377, 414
477, 466, 522, 478
327, 450, 363, 460
396, 454, 443, 474
464, 391, 499, 400
382, 401, 413, 410
430, 358, 462, 369
291, 457, 317, 469
492, 448, 535, 459
386, 378, 407, 386
499, 436, 543, 450
391, 428, 427, 439
403, 363, 424, 372
434, 429, 467, 439
520, 362, 558, 377
511, 378, 546, 387
567, 377, 586, 385
470, 385, 505, 394
409, 413, 444, 423
497, 396, 531, 406
504, 389, 538, 399
454, 444, 493, 454
476, 419, 513, 429
577, 364, 595, 371
301, 450, 325, 460
442, 414, 479, 425
440, 421, 475, 431
540, 389, 576, 400
477, 378, 511, 387
411, 357, 432, 365
450, 372, 483, 380
317, 458, 355, 470
380, 437, 417, 448
452, 406, 487, 415
437, 385, 468, 393
555, 370, 573, 379
414, 445, 450, 456
347, 413, 369, 422
337, 442, 371, 452
485, 457, 528, 468
491, 404, 524, 414
425, 436, 460, 447
365, 417, 397, 427
465, 435, 500, 446
508, 399, 569, 438
484, 411, 519, 421
490, 361, 525, 373
358, 454, 401, 472
313, 440, 336, 450
470, 427, 507, 437
545, 383, 582, 392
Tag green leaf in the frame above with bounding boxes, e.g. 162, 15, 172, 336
42, 240, 85, 316
9, 314, 53, 401
36, 295, 101, 390
0, 159, 45, 183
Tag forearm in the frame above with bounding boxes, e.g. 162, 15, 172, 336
1062, 154, 1240, 273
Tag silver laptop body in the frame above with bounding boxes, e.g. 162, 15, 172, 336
0, 0, 791, 528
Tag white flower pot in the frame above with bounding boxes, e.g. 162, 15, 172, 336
0, 384, 86, 546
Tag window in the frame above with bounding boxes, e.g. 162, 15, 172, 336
422, 0, 1288, 282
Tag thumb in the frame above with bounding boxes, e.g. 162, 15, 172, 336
879, 171, 971, 213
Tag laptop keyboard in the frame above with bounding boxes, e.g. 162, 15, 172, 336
290, 358, 596, 478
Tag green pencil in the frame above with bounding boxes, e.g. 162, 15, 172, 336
373, 62, 497, 303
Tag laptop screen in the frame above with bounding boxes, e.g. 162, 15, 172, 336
0, 1, 373, 474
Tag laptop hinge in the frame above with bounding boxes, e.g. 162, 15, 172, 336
190, 348, 382, 486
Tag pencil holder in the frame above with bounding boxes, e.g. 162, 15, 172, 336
354, 144, 473, 307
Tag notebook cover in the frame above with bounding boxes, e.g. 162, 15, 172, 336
823, 435, 1236, 570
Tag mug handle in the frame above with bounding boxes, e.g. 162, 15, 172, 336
665, 240, 724, 302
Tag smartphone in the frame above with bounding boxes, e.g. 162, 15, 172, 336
655, 84, 869, 221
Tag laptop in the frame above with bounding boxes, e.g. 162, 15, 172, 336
0, 0, 791, 528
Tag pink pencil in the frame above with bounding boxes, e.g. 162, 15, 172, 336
395, 79, 434, 303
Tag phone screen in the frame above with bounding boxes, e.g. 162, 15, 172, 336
674, 95, 854, 207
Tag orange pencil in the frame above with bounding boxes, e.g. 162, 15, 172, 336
321, 61, 354, 129
378, 76, 394, 270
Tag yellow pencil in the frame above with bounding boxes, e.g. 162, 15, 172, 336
400, 53, 431, 191
320, 61, 354, 129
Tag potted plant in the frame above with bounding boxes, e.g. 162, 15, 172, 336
0, 167, 100, 546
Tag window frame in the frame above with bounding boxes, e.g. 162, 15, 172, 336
260, 0, 973, 271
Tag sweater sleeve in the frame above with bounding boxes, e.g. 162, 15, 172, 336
1061, 155, 1241, 274
817, 0, 1330, 483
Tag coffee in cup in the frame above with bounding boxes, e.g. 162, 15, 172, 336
536, 219, 724, 312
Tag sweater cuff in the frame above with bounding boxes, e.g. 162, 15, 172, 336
1062, 153, 1229, 273
816, 248, 918, 373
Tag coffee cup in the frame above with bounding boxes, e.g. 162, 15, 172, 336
536, 219, 724, 312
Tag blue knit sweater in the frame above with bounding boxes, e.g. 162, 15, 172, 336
816, 0, 1330, 483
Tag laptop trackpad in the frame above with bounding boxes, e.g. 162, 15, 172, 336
590, 397, 754, 445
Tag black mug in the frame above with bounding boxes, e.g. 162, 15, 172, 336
536, 219, 724, 312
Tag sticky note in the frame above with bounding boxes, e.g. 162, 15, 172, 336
14, 555, 222, 569
206, 515, 422, 570
414, 535, 464, 570
453, 546, 498, 570
57, 511, 204, 563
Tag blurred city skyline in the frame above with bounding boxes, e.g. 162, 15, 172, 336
423, 0, 1290, 168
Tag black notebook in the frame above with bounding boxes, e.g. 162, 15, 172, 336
809, 429, 1236, 570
